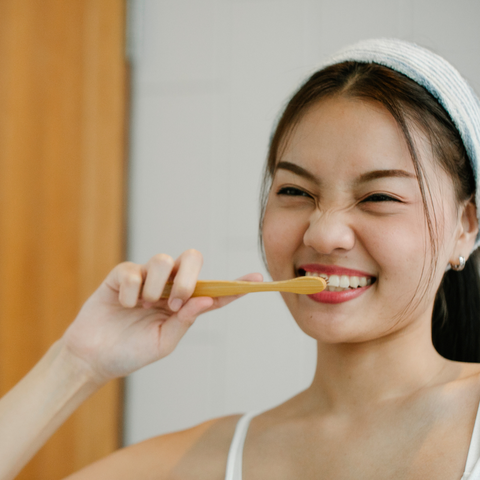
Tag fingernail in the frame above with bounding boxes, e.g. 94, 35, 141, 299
170, 298, 183, 312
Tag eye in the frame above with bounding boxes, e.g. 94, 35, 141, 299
361, 193, 401, 203
277, 186, 312, 198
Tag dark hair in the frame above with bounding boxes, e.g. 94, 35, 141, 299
259, 61, 480, 362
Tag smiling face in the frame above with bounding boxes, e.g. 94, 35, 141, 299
262, 95, 465, 344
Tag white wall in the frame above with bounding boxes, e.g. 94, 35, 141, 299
124, 0, 480, 445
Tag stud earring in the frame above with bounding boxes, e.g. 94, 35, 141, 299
451, 255, 466, 271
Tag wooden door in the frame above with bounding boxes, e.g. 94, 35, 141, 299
0, 1, 127, 478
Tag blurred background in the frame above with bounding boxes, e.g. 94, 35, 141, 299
1, 0, 480, 478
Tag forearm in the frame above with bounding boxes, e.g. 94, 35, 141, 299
0, 340, 102, 480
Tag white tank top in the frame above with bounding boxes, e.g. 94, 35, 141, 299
225, 403, 480, 480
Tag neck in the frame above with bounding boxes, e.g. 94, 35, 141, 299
306, 316, 453, 413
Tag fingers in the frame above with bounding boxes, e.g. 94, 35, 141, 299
141, 253, 175, 304
106, 250, 259, 316
167, 249, 204, 312
106, 262, 144, 308
140, 249, 203, 312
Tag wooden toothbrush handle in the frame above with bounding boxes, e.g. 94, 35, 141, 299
161, 277, 326, 298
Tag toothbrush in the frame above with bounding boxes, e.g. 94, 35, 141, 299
161, 276, 326, 298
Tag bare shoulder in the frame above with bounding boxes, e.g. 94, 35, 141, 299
65, 414, 242, 480
454, 361, 480, 384
440, 360, 480, 407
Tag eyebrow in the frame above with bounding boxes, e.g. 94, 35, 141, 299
275, 161, 416, 185
355, 169, 416, 184
275, 162, 319, 182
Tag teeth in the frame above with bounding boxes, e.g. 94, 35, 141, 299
303, 270, 373, 290
329, 275, 340, 287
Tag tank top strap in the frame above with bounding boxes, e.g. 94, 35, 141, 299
225, 412, 259, 480
227, 403, 480, 480
463, 400, 480, 477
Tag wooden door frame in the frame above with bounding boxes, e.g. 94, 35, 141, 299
0, 1, 128, 477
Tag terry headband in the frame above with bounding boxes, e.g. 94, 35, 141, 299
321, 38, 480, 251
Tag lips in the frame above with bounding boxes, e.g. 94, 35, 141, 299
298, 264, 376, 304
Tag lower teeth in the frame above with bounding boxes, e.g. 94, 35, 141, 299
327, 286, 350, 292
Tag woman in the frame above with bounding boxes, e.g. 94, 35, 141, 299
2, 38, 480, 480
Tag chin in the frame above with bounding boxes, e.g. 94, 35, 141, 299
289, 308, 361, 344
287, 300, 394, 346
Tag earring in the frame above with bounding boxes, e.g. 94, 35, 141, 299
451, 255, 466, 271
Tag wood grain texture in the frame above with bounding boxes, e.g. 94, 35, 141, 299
0, 0, 127, 478
161, 277, 327, 298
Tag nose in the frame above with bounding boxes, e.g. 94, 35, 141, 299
303, 209, 356, 255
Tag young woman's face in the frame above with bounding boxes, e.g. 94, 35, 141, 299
262, 96, 463, 344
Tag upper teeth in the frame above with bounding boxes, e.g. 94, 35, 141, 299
304, 271, 372, 291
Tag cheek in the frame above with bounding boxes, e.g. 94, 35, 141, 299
262, 206, 308, 277
361, 207, 429, 285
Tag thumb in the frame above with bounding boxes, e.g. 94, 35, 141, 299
204, 272, 264, 311
235, 272, 264, 283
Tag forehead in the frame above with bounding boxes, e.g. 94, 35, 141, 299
278, 96, 418, 177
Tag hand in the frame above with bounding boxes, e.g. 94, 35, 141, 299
61, 249, 262, 384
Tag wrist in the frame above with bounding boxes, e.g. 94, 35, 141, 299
0, 340, 105, 480
49, 339, 107, 391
